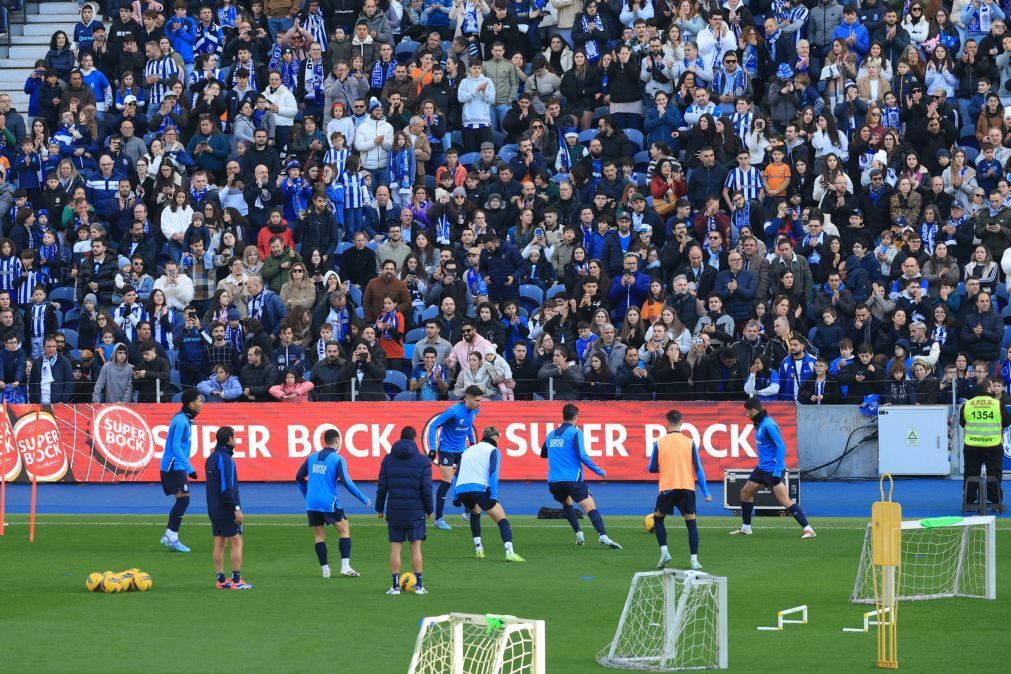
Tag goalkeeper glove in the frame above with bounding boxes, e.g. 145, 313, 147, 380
188, 471, 198, 479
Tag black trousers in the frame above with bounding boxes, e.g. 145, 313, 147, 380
462, 125, 491, 154
963, 444, 1004, 504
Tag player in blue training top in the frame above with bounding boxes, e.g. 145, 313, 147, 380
648, 409, 712, 570
731, 398, 816, 539
452, 426, 525, 562
426, 384, 482, 530
159, 388, 202, 553
540, 403, 622, 549
296, 429, 371, 578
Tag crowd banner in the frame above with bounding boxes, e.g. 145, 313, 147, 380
0, 402, 797, 484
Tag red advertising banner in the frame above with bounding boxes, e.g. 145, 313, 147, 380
0, 402, 797, 484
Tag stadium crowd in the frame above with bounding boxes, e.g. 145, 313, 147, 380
3, 0, 1011, 405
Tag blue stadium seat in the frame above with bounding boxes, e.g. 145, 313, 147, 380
499, 146, 518, 164
519, 284, 544, 313
491, 129, 507, 146
625, 129, 644, 152
546, 284, 567, 300
170, 370, 181, 387
166, 349, 178, 369
578, 129, 598, 143
54, 308, 63, 327
450, 130, 463, 149
384, 370, 408, 396
551, 173, 568, 183
348, 285, 362, 306
395, 40, 419, 62
405, 327, 427, 343
366, 240, 379, 252
64, 308, 80, 324
593, 106, 609, 118
69, 349, 81, 361
633, 150, 651, 166
421, 305, 440, 321
403, 343, 414, 361
394, 391, 417, 401
335, 241, 353, 257
355, 307, 364, 319
171, 393, 183, 403
423, 174, 436, 192
1003, 325, 1011, 348
1000, 304, 1011, 324
459, 152, 481, 167
961, 146, 979, 163
60, 329, 79, 349
50, 287, 76, 310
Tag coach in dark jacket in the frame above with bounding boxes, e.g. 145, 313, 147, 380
238, 345, 279, 401
375, 427, 433, 527
27, 337, 74, 403
960, 293, 1002, 362
479, 234, 524, 302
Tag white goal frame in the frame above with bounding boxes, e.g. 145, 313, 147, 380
598, 569, 728, 671
850, 515, 996, 603
408, 613, 546, 674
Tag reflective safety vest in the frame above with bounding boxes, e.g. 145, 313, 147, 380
963, 396, 1003, 446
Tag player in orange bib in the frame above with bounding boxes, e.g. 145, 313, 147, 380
648, 410, 712, 570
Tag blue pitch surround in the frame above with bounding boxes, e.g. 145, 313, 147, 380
0, 479, 988, 519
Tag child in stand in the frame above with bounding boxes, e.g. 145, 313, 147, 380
340, 153, 372, 236
14, 249, 42, 307
310, 322, 334, 366
375, 295, 405, 372
13, 137, 42, 204
37, 225, 63, 289
25, 285, 58, 358
323, 130, 349, 179
484, 346, 515, 401
388, 131, 416, 209
763, 145, 791, 203
97, 329, 117, 365
279, 159, 312, 224
0, 238, 22, 294
575, 321, 598, 362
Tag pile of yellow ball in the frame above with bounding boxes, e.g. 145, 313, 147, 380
85, 569, 153, 593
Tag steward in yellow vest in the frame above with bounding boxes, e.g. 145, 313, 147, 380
959, 378, 1009, 509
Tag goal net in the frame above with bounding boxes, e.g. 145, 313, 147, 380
597, 570, 728, 671
850, 515, 997, 603
408, 613, 545, 674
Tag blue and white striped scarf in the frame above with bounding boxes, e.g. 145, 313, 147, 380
304, 12, 328, 51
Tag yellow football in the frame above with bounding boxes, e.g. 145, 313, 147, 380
85, 572, 104, 592
399, 572, 416, 593
644, 513, 655, 533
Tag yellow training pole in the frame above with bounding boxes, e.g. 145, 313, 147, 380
871, 474, 901, 669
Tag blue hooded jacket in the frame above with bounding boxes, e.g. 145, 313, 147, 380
375, 438, 434, 527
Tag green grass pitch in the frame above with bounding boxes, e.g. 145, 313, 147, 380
1, 515, 1008, 672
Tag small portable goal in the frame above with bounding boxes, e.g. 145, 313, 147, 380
850, 515, 997, 603
598, 569, 728, 671
408, 613, 545, 674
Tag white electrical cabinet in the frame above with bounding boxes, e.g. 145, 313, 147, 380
877, 405, 950, 475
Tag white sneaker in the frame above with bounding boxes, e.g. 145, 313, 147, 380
801, 527, 817, 540
159, 534, 170, 547
575, 531, 585, 546
386, 586, 401, 595
656, 550, 672, 569
729, 527, 753, 536
461, 511, 471, 521
340, 567, 361, 577
690, 559, 703, 570
321, 565, 331, 578
414, 586, 429, 595
434, 518, 452, 530
599, 535, 623, 550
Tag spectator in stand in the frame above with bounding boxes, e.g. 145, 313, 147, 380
197, 363, 243, 402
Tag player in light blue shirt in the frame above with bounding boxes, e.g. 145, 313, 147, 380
296, 429, 371, 577
426, 385, 481, 530
539, 404, 621, 549
452, 427, 524, 562
159, 389, 202, 553
730, 398, 815, 539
